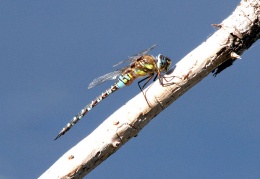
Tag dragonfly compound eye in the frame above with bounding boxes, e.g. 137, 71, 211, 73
157, 54, 171, 72
165, 57, 172, 71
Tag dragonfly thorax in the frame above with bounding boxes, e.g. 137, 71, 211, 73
156, 54, 171, 72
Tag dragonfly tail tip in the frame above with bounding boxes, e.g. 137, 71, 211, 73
54, 131, 64, 141
54, 135, 60, 141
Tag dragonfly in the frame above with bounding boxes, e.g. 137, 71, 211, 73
55, 45, 172, 140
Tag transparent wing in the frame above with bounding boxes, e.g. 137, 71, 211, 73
88, 70, 122, 89
113, 44, 157, 67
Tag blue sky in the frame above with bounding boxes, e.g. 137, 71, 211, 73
1, 1, 260, 179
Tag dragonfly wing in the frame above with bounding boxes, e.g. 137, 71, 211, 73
88, 70, 122, 89
132, 44, 157, 57
112, 56, 139, 67
113, 44, 157, 67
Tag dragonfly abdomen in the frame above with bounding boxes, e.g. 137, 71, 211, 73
54, 84, 120, 140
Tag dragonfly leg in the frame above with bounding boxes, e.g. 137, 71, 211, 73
152, 73, 158, 81
157, 70, 164, 86
159, 75, 183, 87
138, 75, 154, 90
157, 67, 182, 87
138, 75, 154, 107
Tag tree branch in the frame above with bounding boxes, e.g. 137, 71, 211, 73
39, 0, 260, 178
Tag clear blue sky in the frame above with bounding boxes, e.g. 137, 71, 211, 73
1, 1, 260, 179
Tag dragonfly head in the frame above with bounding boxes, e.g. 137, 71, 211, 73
156, 54, 171, 72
